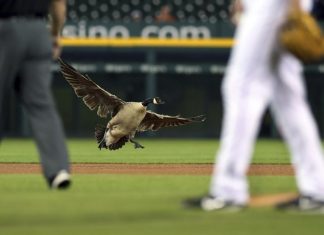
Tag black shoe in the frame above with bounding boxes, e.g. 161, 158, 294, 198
183, 195, 246, 212
276, 195, 324, 213
48, 170, 71, 190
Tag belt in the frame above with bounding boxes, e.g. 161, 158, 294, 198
0, 14, 46, 19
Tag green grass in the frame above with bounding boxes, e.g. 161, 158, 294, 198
0, 138, 291, 163
1, 175, 323, 235
1, 139, 323, 235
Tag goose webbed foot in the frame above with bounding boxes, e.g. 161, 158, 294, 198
130, 139, 144, 149
98, 138, 108, 150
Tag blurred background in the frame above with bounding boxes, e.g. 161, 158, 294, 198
3, 0, 324, 139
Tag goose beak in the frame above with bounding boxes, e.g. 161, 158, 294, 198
153, 97, 165, 104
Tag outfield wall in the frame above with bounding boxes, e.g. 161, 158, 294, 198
3, 23, 324, 138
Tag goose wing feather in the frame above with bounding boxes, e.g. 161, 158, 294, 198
137, 111, 206, 132
58, 58, 126, 118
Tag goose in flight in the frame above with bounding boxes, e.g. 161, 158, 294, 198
58, 58, 206, 150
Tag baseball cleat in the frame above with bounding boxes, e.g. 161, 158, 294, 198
182, 195, 246, 212
276, 195, 324, 213
49, 170, 71, 189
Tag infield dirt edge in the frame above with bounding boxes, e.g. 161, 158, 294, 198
0, 163, 294, 175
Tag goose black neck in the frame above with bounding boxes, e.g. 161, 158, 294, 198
142, 98, 154, 107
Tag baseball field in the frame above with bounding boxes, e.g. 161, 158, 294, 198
0, 138, 324, 235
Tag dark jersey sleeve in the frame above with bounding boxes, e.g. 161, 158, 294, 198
312, 0, 324, 20
0, 0, 51, 17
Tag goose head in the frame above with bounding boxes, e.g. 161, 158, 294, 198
142, 97, 165, 107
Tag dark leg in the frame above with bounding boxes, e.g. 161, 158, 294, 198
130, 138, 144, 149
16, 21, 70, 180
0, 20, 22, 142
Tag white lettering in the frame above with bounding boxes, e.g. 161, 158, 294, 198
159, 26, 179, 38
140, 64, 167, 73
88, 26, 109, 38
109, 26, 130, 38
62, 24, 212, 39
318, 65, 324, 73
71, 64, 97, 72
62, 25, 78, 38
210, 65, 226, 74
175, 65, 202, 74
141, 26, 159, 38
104, 64, 133, 73
78, 21, 87, 37
180, 26, 210, 38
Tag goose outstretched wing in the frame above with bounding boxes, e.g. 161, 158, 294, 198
58, 58, 126, 118
137, 111, 206, 132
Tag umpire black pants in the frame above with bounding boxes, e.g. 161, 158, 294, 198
0, 18, 70, 182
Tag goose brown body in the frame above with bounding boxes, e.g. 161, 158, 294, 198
58, 58, 206, 151
106, 102, 147, 145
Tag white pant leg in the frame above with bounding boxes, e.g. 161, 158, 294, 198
300, 0, 313, 12
209, 0, 289, 204
210, 86, 269, 203
271, 53, 324, 200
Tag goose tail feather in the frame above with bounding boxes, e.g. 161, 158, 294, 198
95, 124, 108, 149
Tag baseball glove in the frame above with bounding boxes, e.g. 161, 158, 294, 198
280, 9, 324, 63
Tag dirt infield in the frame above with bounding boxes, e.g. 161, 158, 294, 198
0, 163, 294, 175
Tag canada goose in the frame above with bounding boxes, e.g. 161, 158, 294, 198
58, 58, 206, 150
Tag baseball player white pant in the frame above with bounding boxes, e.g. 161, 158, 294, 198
209, 0, 324, 204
